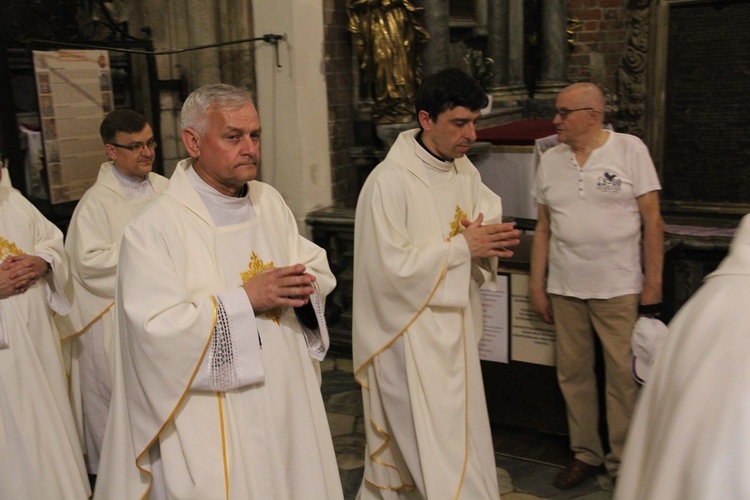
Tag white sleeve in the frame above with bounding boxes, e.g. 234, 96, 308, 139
191, 287, 264, 391
37, 252, 70, 316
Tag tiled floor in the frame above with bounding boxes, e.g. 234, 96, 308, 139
321, 354, 614, 500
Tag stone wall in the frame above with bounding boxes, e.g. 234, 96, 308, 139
323, 0, 358, 208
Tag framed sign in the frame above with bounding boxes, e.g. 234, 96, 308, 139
33, 49, 112, 203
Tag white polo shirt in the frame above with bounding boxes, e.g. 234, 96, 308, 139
532, 131, 661, 299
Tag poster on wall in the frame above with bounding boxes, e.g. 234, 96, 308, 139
33, 50, 113, 204
509, 272, 557, 366
479, 274, 509, 363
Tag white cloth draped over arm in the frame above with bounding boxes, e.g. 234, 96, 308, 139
37, 251, 70, 316
366, 175, 473, 312
67, 195, 119, 301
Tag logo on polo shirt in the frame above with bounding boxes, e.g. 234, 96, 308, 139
597, 172, 622, 193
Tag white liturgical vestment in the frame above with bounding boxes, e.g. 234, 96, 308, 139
65, 162, 169, 336
94, 160, 342, 499
0, 185, 90, 498
353, 130, 502, 499
64, 161, 168, 473
615, 214, 750, 499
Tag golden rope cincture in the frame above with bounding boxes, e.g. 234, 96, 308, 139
217, 393, 230, 499
240, 252, 281, 324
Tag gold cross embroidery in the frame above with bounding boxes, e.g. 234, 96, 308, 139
448, 206, 468, 240
0, 236, 24, 263
241, 252, 281, 324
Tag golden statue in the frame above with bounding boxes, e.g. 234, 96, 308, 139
347, 0, 429, 124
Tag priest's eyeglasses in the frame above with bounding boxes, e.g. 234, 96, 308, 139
555, 107, 596, 119
109, 139, 158, 154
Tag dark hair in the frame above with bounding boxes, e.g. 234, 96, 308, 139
100, 109, 149, 144
415, 68, 488, 125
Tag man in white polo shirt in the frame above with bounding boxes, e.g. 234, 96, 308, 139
529, 82, 664, 489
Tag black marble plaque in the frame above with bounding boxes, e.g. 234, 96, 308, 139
663, 1, 750, 207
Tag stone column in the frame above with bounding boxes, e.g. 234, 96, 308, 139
217, 0, 255, 90
487, 0, 527, 100
507, 1, 525, 89
486, 0, 509, 88
474, 0, 488, 37
185, 0, 221, 87
537, 0, 568, 96
421, 0, 450, 76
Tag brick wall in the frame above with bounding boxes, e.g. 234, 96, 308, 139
323, 0, 358, 208
567, 0, 631, 97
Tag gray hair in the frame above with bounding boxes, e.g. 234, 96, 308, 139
180, 84, 254, 135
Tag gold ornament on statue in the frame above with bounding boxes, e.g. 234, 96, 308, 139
347, 0, 429, 125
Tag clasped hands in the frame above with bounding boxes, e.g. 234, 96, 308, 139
242, 263, 315, 313
0, 255, 49, 299
461, 213, 520, 259
240, 213, 521, 313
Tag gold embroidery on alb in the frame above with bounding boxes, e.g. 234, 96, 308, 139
448, 206, 468, 240
240, 252, 281, 324
0, 236, 24, 263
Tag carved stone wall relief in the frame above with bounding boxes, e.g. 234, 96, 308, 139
614, 0, 653, 137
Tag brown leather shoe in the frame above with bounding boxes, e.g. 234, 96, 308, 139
553, 459, 602, 489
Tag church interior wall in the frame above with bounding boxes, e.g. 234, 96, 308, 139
0, 0, 649, 215
1, 0, 746, 225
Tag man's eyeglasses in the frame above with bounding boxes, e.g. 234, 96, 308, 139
555, 107, 595, 119
109, 139, 158, 154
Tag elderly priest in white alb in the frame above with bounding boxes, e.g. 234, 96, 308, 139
94, 84, 343, 500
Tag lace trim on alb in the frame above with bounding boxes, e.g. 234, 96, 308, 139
208, 296, 240, 391
301, 281, 329, 361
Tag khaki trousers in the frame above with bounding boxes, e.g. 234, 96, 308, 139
549, 293, 639, 476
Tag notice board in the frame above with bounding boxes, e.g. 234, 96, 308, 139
33, 49, 112, 203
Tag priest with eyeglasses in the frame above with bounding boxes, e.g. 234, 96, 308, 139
62, 109, 169, 476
